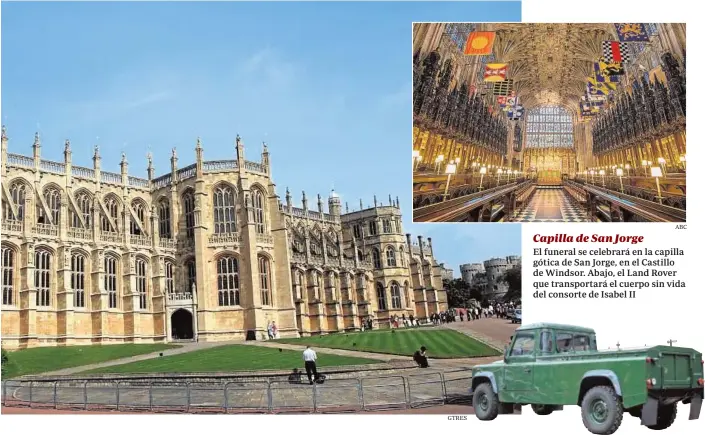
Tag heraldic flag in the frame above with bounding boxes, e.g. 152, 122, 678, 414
614, 23, 651, 42
597, 57, 625, 76
492, 79, 513, 96
602, 41, 631, 64
587, 76, 617, 92
464, 31, 496, 55
592, 63, 620, 83
484, 63, 508, 82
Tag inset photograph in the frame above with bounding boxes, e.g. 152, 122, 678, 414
412, 23, 686, 223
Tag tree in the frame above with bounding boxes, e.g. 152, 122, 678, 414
443, 278, 486, 308
501, 265, 522, 303
1, 348, 8, 378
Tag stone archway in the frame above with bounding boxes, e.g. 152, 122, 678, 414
171, 309, 194, 340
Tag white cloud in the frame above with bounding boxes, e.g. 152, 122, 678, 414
237, 47, 301, 89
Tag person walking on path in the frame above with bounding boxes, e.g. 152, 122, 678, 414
267, 321, 274, 340
303, 345, 319, 384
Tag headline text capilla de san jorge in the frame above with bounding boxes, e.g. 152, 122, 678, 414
533, 234, 644, 245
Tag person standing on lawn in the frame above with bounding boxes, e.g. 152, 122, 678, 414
303, 345, 319, 384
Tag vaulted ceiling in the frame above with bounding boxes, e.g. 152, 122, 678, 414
486, 23, 615, 110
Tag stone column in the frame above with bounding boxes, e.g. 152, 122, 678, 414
57, 247, 74, 344
240, 179, 265, 339
19, 242, 38, 347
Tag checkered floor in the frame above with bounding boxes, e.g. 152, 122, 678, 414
510, 187, 590, 222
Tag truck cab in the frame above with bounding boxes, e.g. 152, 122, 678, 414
470, 323, 703, 434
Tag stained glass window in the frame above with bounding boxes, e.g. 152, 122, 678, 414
526, 105, 574, 148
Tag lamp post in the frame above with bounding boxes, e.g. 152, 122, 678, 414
496, 168, 503, 187
657, 157, 667, 178
513, 169, 519, 181
625, 163, 631, 177
589, 170, 595, 184
651, 166, 663, 204
616, 168, 624, 193
641, 159, 648, 176
435, 155, 444, 174
412, 150, 421, 172
599, 169, 606, 187
442, 163, 457, 201
679, 155, 686, 171
479, 166, 487, 191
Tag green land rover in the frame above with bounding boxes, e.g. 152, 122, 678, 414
469, 323, 703, 434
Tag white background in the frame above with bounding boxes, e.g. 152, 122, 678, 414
2, 1, 703, 435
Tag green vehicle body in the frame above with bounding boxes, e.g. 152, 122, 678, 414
470, 323, 704, 434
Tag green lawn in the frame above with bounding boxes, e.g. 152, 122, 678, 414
276, 328, 501, 358
82, 344, 380, 374
2, 344, 179, 378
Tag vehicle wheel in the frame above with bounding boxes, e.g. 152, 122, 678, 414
647, 403, 677, 430
473, 382, 499, 421
580, 385, 623, 435
532, 404, 554, 415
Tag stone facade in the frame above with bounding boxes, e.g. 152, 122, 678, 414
439, 263, 454, 281
0, 128, 447, 349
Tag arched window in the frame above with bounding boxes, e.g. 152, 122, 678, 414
183, 191, 195, 240
186, 259, 196, 293
213, 185, 237, 234
165, 261, 174, 294
357, 249, 364, 261
40, 187, 61, 225
386, 246, 397, 267
71, 253, 86, 308
382, 219, 392, 233
372, 248, 381, 269
102, 195, 120, 233
526, 105, 574, 148
376, 282, 387, 311
390, 282, 402, 309
35, 249, 52, 307
105, 256, 118, 309
136, 258, 147, 309
399, 247, 405, 267
130, 200, 147, 235
2, 246, 15, 305
217, 256, 240, 306
73, 190, 92, 228
368, 220, 378, 236
259, 255, 271, 306
253, 189, 266, 234
353, 224, 362, 239
8, 181, 27, 221
159, 199, 171, 238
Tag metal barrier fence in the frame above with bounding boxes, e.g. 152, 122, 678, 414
1, 369, 473, 413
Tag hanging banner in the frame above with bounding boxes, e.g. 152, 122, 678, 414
464, 31, 496, 55
484, 63, 508, 82
614, 23, 651, 42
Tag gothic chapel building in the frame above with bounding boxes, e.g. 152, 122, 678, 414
0, 127, 447, 349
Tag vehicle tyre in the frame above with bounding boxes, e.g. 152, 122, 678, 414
473, 382, 499, 421
532, 404, 554, 415
580, 385, 623, 435
646, 403, 677, 430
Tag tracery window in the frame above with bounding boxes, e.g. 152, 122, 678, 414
130, 200, 147, 235
35, 250, 52, 307
217, 256, 240, 306
102, 196, 120, 232
73, 191, 92, 228
183, 191, 195, 240
390, 282, 402, 309
372, 248, 381, 269
253, 190, 266, 234
353, 224, 362, 239
526, 105, 574, 148
2, 246, 15, 305
399, 247, 406, 267
382, 219, 392, 233
386, 246, 397, 267
165, 261, 174, 294
71, 253, 86, 308
40, 187, 61, 225
136, 258, 147, 309
213, 185, 237, 234
6, 182, 27, 221
368, 220, 378, 236
159, 199, 171, 238
376, 282, 387, 311
186, 259, 196, 293
259, 255, 271, 306
105, 256, 118, 309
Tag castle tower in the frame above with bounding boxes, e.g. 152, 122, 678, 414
328, 189, 341, 217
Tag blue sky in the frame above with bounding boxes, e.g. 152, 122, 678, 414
1, 1, 521, 275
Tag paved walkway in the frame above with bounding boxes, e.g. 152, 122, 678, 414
441, 316, 518, 350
